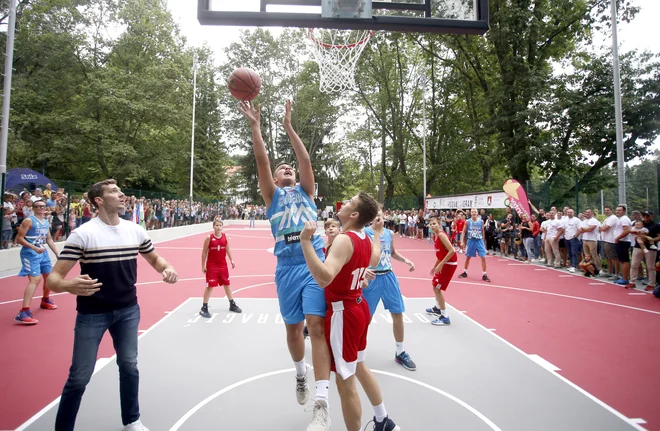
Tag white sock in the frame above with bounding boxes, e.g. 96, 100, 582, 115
315, 380, 330, 406
483, 272, 487, 276
435, 301, 441, 309
374, 402, 387, 423
395, 342, 404, 355
440, 309, 447, 317
294, 359, 306, 377
463, 270, 468, 274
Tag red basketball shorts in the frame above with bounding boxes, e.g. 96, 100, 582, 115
432, 262, 458, 291
206, 265, 230, 288
325, 298, 370, 380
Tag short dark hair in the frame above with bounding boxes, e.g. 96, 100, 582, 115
88, 179, 117, 210
355, 191, 379, 227
274, 162, 294, 172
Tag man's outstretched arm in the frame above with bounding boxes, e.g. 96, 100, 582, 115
239, 101, 276, 207
283, 100, 315, 198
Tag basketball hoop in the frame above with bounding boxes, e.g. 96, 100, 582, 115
308, 28, 373, 93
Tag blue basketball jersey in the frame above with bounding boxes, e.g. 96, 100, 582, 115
364, 227, 392, 271
467, 217, 483, 240
266, 184, 324, 259
23, 216, 49, 252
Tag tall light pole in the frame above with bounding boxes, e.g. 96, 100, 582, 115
421, 90, 427, 212
610, 0, 626, 206
0, 0, 18, 200
189, 53, 199, 207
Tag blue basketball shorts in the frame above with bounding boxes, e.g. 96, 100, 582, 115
362, 271, 405, 316
466, 239, 487, 258
275, 254, 326, 325
18, 249, 52, 277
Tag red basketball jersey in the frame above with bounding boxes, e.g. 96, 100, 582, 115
325, 231, 372, 304
207, 233, 228, 267
455, 218, 465, 234
434, 231, 457, 263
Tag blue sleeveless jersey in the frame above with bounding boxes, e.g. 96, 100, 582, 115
266, 184, 324, 260
23, 216, 49, 254
364, 227, 392, 271
467, 218, 483, 240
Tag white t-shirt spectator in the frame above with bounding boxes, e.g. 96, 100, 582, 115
614, 215, 634, 243
545, 219, 563, 240
580, 218, 601, 241
601, 215, 619, 243
563, 217, 581, 240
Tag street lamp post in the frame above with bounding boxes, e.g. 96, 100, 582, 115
0, 0, 18, 200
610, 0, 626, 206
421, 91, 427, 212
189, 53, 199, 207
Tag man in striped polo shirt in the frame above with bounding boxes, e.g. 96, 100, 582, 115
47, 179, 178, 431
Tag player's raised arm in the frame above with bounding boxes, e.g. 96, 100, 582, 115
283, 100, 314, 198
239, 101, 276, 207
300, 221, 351, 287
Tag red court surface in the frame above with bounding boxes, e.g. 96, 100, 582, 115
1, 225, 659, 430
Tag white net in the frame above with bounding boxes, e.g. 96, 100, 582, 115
307, 28, 373, 93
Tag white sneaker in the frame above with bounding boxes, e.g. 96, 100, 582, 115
123, 420, 149, 431
567, 267, 576, 273
307, 400, 331, 431
296, 368, 310, 405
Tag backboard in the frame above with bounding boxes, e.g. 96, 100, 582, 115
197, 0, 489, 35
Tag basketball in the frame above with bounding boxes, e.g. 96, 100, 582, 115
227, 67, 261, 101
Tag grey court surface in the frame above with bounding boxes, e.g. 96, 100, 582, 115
23, 298, 641, 431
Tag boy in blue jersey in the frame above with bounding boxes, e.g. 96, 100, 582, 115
458, 208, 491, 282
14, 198, 60, 325
240, 100, 332, 431
363, 209, 417, 371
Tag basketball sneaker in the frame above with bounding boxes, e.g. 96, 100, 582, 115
425, 306, 442, 316
15, 309, 38, 325
199, 307, 212, 318
458, 271, 468, 278
122, 420, 149, 431
296, 367, 309, 405
366, 416, 401, 431
306, 400, 330, 431
229, 301, 242, 313
482, 274, 491, 282
40, 298, 58, 310
394, 351, 416, 371
431, 316, 451, 326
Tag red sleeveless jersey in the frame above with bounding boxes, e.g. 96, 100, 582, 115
455, 218, 465, 233
325, 231, 372, 304
435, 231, 457, 263
207, 233, 228, 267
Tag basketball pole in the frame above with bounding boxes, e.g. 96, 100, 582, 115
420, 77, 427, 213
189, 53, 198, 208
0, 0, 18, 201
610, 0, 626, 207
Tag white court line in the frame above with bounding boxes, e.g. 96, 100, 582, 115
534, 269, 547, 271
0, 291, 68, 306
14, 298, 194, 431
445, 303, 647, 430
589, 283, 605, 285
396, 276, 660, 316
630, 418, 647, 424
628, 293, 647, 296
528, 354, 561, 371
559, 275, 573, 278
507, 263, 529, 266
168, 368, 503, 431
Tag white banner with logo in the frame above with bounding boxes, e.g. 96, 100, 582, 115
426, 192, 509, 210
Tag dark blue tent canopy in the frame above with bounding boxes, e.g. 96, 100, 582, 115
5, 168, 59, 193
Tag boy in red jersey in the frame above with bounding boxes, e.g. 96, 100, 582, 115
454, 211, 466, 252
301, 192, 401, 431
425, 217, 457, 326
200, 219, 241, 317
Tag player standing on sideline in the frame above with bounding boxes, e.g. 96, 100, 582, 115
363, 208, 417, 371
47, 179, 178, 431
458, 208, 491, 282
300, 192, 401, 431
239, 100, 332, 431
14, 198, 59, 325
200, 219, 241, 317
426, 216, 458, 325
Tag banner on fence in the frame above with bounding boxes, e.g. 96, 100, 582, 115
426, 192, 509, 210
503, 179, 531, 219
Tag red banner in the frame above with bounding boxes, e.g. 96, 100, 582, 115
503, 179, 531, 219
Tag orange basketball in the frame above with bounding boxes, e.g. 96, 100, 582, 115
227, 67, 261, 101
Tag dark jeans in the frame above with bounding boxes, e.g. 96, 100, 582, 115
565, 237, 581, 268
55, 304, 141, 431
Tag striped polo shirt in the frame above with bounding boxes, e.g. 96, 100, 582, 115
59, 217, 154, 313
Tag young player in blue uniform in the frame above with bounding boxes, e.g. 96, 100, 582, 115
14, 198, 59, 325
458, 208, 491, 282
362, 209, 417, 371
239, 100, 332, 431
